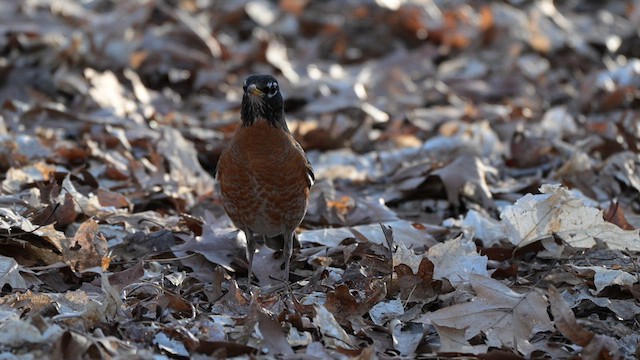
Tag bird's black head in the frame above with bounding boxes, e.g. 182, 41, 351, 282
240, 74, 286, 129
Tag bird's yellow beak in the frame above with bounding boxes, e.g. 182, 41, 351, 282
246, 84, 263, 96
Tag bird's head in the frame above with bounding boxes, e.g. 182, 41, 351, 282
241, 74, 286, 130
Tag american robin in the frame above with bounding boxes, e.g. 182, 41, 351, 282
216, 74, 314, 284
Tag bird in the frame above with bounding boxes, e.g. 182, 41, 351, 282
216, 74, 314, 285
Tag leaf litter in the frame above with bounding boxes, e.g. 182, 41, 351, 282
1, 0, 639, 358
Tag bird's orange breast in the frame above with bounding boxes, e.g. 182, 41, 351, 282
217, 119, 310, 236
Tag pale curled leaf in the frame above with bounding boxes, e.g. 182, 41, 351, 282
153, 332, 189, 357
286, 328, 312, 347
561, 287, 640, 321
85, 69, 137, 118
172, 224, 244, 272
299, 220, 436, 249
0, 255, 29, 289
313, 305, 353, 348
501, 184, 640, 251
392, 241, 424, 274
426, 236, 489, 287
390, 319, 424, 356
59, 175, 116, 218
369, 299, 404, 326
570, 265, 637, 294
0, 320, 64, 347
0, 208, 36, 232
460, 209, 506, 246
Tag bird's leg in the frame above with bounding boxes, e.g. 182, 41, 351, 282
243, 229, 256, 286
283, 230, 294, 283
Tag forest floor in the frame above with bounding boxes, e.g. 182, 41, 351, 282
1, 0, 639, 358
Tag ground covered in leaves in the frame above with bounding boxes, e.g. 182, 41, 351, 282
1, 0, 640, 358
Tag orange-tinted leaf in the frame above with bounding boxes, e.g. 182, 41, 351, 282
97, 188, 131, 209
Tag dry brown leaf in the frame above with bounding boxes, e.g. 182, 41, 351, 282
54, 192, 78, 227
548, 286, 620, 360
547, 286, 594, 346
67, 219, 105, 272
97, 189, 131, 209
108, 261, 144, 292
395, 257, 440, 302
325, 284, 366, 320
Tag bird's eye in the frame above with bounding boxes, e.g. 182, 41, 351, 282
266, 82, 279, 98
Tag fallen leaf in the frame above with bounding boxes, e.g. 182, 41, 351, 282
369, 299, 403, 326
156, 127, 215, 196
603, 200, 635, 230
426, 236, 490, 287
561, 286, 640, 321
256, 310, 294, 356
314, 304, 354, 349
67, 219, 106, 272
548, 286, 620, 360
299, 220, 437, 250
501, 184, 640, 252
172, 221, 245, 272
420, 274, 553, 356
460, 209, 506, 246
391, 319, 424, 356
153, 332, 189, 357
570, 265, 637, 294
0, 255, 29, 289
431, 154, 496, 208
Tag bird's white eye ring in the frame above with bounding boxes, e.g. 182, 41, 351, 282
266, 82, 279, 97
